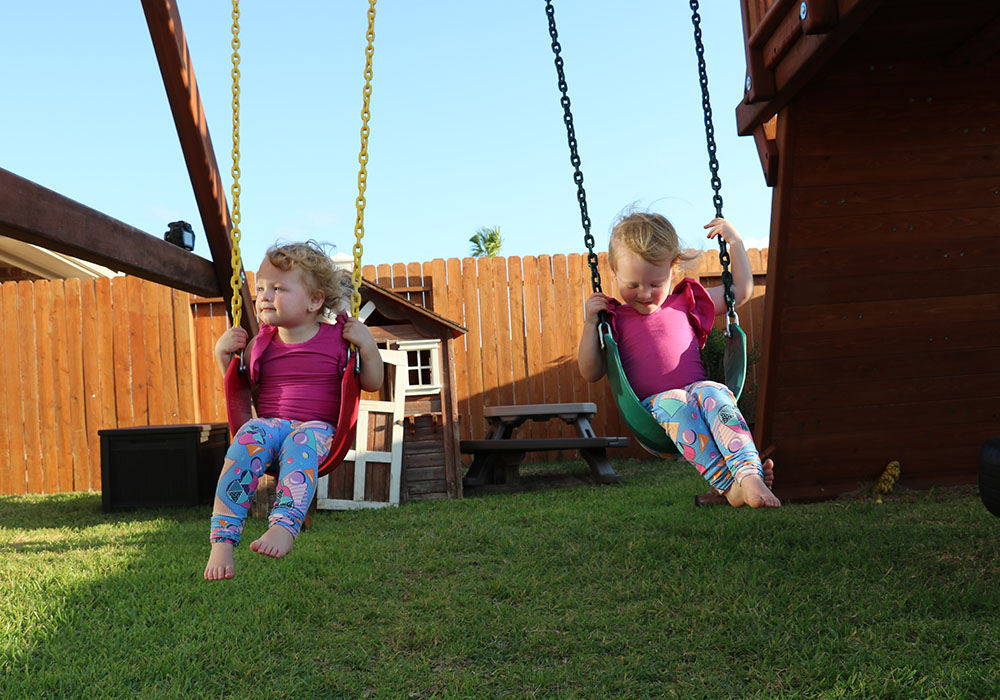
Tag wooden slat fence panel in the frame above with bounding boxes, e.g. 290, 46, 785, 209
1, 249, 766, 494
0, 276, 201, 495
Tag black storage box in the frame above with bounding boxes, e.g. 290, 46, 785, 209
99, 423, 229, 512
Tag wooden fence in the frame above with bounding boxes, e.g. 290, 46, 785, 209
0, 250, 766, 495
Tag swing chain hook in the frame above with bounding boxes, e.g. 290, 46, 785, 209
545, 0, 601, 295
690, 0, 736, 325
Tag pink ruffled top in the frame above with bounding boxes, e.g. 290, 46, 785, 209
249, 318, 349, 425
608, 278, 716, 400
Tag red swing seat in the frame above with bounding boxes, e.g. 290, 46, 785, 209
223, 351, 361, 478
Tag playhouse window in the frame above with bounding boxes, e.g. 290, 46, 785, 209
397, 340, 442, 395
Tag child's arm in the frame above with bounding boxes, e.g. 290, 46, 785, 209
577, 293, 611, 382
342, 318, 384, 392
214, 327, 249, 376
704, 217, 755, 316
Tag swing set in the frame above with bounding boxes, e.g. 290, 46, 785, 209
220, 0, 377, 479
545, 0, 747, 455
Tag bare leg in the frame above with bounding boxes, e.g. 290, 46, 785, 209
204, 541, 235, 580
724, 459, 780, 508
250, 525, 295, 558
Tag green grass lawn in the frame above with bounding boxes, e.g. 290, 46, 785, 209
1, 458, 998, 699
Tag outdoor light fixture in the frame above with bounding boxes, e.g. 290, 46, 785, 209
164, 220, 195, 251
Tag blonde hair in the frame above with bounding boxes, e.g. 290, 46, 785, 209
608, 209, 700, 271
263, 240, 353, 316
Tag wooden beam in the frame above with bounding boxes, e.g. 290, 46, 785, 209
945, 13, 1000, 66
140, 0, 256, 336
0, 168, 218, 296
736, 0, 884, 136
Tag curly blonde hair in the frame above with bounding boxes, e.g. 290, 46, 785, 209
263, 240, 353, 316
608, 209, 700, 271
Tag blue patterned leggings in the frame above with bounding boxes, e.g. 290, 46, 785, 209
642, 381, 762, 493
210, 418, 334, 545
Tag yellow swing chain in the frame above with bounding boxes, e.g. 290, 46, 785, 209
228, 0, 245, 330
351, 0, 377, 319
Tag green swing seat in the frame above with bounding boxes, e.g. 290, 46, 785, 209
600, 320, 747, 455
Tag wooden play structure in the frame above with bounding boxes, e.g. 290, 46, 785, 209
2, 1, 997, 505
736, 0, 1000, 499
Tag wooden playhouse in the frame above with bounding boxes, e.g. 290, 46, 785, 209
737, 0, 1000, 499
315, 280, 467, 509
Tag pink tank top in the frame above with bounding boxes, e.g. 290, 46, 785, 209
249, 321, 348, 425
608, 278, 716, 400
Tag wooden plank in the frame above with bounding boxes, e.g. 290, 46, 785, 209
773, 372, 1000, 413
521, 256, 545, 444
461, 257, 485, 440
376, 264, 391, 289
783, 265, 997, 308
392, 262, 407, 300
477, 257, 500, 409
446, 257, 469, 440
361, 264, 377, 283
18, 282, 42, 494
788, 175, 1000, 220
429, 258, 447, 316
1, 282, 24, 493
175, 291, 198, 423
791, 145, 1000, 188
772, 396, 999, 438
774, 347, 998, 388
95, 278, 115, 488
143, 281, 165, 425
0, 169, 219, 297
51, 282, 74, 492
64, 279, 91, 492
410, 261, 425, 307
139, 0, 256, 334
80, 281, 100, 488
159, 286, 181, 423
537, 255, 559, 416
779, 293, 1000, 334
777, 319, 997, 363
127, 276, 149, 426
506, 257, 530, 406
111, 278, 133, 427
34, 281, 58, 493
441, 337, 461, 497
193, 301, 215, 423
551, 255, 574, 442
492, 257, 514, 407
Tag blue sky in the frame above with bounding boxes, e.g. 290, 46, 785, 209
3, 1, 772, 272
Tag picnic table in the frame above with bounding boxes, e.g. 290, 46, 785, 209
461, 402, 630, 488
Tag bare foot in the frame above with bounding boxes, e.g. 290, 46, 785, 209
204, 541, 236, 581
762, 458, 775, 489
740, 473, 782, 508
250, 525, 295, 558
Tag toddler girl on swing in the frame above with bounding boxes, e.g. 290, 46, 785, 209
577, 209, 780, 508
204, 241, 384, 581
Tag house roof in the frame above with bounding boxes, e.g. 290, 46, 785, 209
360, 279, 466, 338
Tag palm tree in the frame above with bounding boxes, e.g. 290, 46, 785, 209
469, 226, 503, 258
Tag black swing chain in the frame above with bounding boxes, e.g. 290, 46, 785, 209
690, 0, 736, 323
545, 0, 601, 295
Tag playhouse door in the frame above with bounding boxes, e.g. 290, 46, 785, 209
316, 348, 406, 510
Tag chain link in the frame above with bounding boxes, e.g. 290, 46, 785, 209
545, 1, 601, 294
351, 0, 377, 318
690, 0, 735, 323
228, 0, 245, 330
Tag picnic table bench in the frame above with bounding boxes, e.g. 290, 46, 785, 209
461, 402, 630, 488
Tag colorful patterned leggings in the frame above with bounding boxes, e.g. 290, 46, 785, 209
210, 418, 334, 546
642, 380, 762, 493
